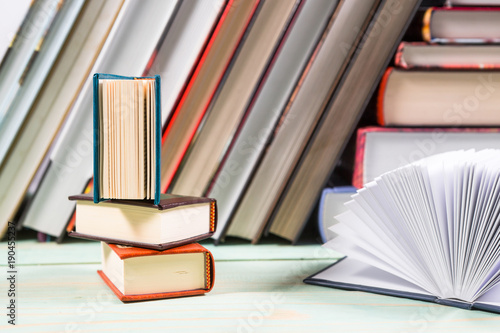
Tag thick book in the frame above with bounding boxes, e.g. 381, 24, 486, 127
225, 0, 383, 243
160, 0, 261, 192
93, 73, 161, 205
68, 193, 216, 250
99, 242, 215, 302
19, 0, 179, 238
264, 0, 422, 243
169, 0, 300, 197
306, 150, 500, 314
352, 127, 500, 189
377, 68, 500, 126
394, 42, 500, 69
422, 7, 500, 43
206, 0, 340, 243
318, 186, 356, 244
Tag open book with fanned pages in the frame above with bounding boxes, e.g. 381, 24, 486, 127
306, 150, 500, 314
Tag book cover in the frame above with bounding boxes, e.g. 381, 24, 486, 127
68, 193, 217, 250
99, 242, 215, 302
93, 73, 161, 205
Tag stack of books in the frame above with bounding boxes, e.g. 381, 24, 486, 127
319, 1, 500, 243
69, 74, 216, 302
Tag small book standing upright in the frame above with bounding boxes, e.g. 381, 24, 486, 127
93, 73, 161, 205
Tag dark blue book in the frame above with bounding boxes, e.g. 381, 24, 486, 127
93, 73, 161, 205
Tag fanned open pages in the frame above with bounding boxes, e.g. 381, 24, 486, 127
327, 149, 500, 303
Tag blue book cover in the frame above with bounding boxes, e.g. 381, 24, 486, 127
93, 73, 161, 205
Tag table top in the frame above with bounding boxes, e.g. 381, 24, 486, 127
1, 239, 500, 332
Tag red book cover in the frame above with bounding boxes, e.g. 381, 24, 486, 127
375, 68, 393, 126
98, 243, 215, 302
352, 127, 500, 188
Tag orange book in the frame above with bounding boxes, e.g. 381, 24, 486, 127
98, 242, 215, 302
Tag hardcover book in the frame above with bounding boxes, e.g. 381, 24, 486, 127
352, 127, 500, 189
99, 242, 215, 302
377, 68, 500, 126
69, 193, 216, 250
93, 73, 161, 205
318, 186, 356, 243
306, 150, 500, 314
394, 42, 500, 69
422, 7, 500, 43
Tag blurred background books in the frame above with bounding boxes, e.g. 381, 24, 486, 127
1, 0, 499, 246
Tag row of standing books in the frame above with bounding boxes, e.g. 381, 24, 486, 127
311, 1, 500, 314
0, 0, 379, 243
3, 0, 498, 246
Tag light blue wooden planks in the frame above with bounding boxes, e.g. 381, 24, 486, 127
1, 240, 499, 332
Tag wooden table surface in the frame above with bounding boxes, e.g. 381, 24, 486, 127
1, 239, 500, 332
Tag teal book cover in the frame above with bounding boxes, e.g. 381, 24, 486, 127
93, 73, 161, 205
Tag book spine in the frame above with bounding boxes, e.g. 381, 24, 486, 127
421, 7, 433, 42
376, 67, 393, 126
92, 73, 100, 203
393, 42, 408, 69
210, 201, 216, 233
205, 252, 211, 290
154, 75, 161, 205
352, 128, 368, 189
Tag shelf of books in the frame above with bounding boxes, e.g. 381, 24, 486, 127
1, 0, 499, 259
